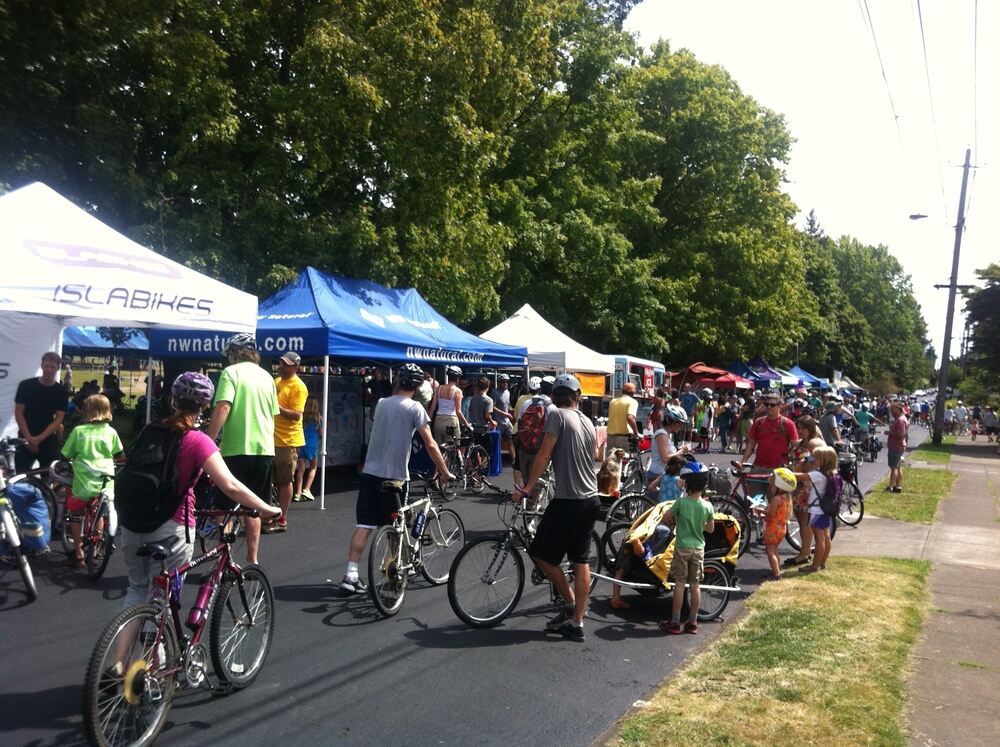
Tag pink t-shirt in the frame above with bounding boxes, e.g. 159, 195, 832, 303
887, 416, 909, 452
171, 430, 219, 527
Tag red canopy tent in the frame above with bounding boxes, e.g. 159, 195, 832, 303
668, 362, 754, 390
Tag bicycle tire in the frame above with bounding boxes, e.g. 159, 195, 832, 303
61, 511, 76, 556
837, 481, 865, 526
368, 525, 408, 617
440, 449, 463, 501
601, 520, 632, 573
83, 603, 179, 747
696, 560, 731, 622
466, 445, 489, 493
86, 503, 114, 580
448, 535, 525, 628
606, 493, 654, 526
209, 564, 275, 688
786, 510, 838, 551
419, 508, 465, 584
710, 498, 751, 558
15, 543, 38, 602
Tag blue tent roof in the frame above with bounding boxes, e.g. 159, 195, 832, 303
727, 361, 774, 389
148, 267, 528, 367
63, 326, 149, 353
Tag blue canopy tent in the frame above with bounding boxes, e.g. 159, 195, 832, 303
148, 267, 527, 507
728, 361, 775, 390
63, 326, 149, 355
788, 365, 830, 390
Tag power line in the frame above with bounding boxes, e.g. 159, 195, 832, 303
964, 0, 980, 220
915, 0, 950, 223
859, 0, 904, 147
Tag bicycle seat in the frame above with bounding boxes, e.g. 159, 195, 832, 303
137, 534, 182, 560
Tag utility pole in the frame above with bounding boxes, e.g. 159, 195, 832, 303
932, 148, 972, 446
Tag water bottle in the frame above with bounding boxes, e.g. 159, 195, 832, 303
411, 510, 426, 539
187, 576, 214, 630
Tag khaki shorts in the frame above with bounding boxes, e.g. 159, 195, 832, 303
606, 434, 631, 451
273, 446, 298, 485
670, 546, 705, 586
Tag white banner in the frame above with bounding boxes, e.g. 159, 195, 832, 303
0, 313, 64, 437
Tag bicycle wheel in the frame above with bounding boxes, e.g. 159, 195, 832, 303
785, 513, 803, 552
606, 493, 654, 526
86, 504, 114, 580
711, 498, 751, 558
15, 543, 38, 601
440, 449, 462, 501
368, 525, 407, 617
465, 445, 489, 493
209, 564, 275, 688
697, 560, 731, 622
419, 508, 465, 584
601, 521, 632, 574
60, 511, 76, 556
448, 535, 524, 628
837, 481, 865, 526
83, 603, 179, 747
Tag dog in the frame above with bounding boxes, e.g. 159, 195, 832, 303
597, 448, 627, 496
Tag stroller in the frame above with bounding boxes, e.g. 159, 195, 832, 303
597, 502, 741, 621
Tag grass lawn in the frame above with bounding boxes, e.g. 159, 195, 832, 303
610, 557, 930, 747
908, 435, 955, 465
867, 467, 957, 524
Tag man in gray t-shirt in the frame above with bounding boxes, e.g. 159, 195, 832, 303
517, 374, 600, 642
467, 377, 495, 429
340, 364, 455, 594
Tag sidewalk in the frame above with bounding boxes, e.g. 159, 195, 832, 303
833, 437, 1000, 746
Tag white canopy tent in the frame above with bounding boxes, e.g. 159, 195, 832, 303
0, 182, 257, 436
480, 303, 614, 374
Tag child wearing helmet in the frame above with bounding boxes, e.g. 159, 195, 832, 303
59, 394, 124, 568
762, 467, 796, 580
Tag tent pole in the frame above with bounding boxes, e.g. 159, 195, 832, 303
146, 357, 153, 424
320, 355, 329, 510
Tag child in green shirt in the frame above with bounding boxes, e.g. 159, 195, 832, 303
659, 462, 715, 635
60, 394, 124, 568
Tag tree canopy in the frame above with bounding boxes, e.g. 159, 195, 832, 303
0, 0, 932, 387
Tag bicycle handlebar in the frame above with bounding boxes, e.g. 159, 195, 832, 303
196, 507, 260, 519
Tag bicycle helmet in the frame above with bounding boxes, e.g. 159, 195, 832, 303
824, 401, 840, 412
396, 363, 425, 390
49, 459, 74, 487
552, 374, 581, 392
679, 461, 705, 476
172, 371, 216, 407
498, 373, 510, 381
527, 376, 542, 392
773, 467, 797, 493
223, 332, 257, 356
662, 404, 688, 425
445, 365, 463, 378
700, 388, 714, 398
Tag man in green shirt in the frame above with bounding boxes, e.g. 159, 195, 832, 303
659, 462, 715, 635
207, 333, 279, 565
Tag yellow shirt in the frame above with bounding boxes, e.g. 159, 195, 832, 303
607, 394, 638, 435
274, 375, 308, 447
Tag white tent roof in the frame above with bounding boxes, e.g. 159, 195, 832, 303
773, 367, 803, 387
480, 303, 614, 374
0, 182, 257, 331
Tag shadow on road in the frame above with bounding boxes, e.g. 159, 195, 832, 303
0, 684, 87, 746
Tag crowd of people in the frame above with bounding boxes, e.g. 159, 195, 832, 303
9, 341, 997, 644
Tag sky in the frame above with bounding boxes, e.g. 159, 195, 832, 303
625, 0, 997, 368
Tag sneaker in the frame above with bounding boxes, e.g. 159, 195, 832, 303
301, 488, 314, 501
782, 556, 811, 568
658, 620, 684, 635
339, 576, 368, 594
556, 619, 585, 642
292, 493, 305, 502
683, 621, 699, 634
545, 606, 573, 631
262, 520, 287, 534
891, 487, 902, 493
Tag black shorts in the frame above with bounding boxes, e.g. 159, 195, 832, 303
355, 473, 407, 528
15, 435, 61, 473
213, 455, 273, 510
529, 495, 601, 566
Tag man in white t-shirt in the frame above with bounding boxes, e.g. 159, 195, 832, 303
339, 364, 454, 593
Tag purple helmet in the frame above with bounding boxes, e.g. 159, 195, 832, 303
172, 371, 215, 407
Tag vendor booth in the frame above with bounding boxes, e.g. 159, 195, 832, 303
149, 267, 528, 507
788, 364, 830, 390
480, 303, 614, 397
0, 182, 257, 438
62, 326, 150, 355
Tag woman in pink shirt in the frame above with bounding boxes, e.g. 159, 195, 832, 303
885, 402, 909, 494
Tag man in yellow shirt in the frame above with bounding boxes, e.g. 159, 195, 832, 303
607, 381, 639, 451
268, 351, 309, 533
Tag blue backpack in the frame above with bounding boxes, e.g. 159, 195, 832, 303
5, 481, 51, 552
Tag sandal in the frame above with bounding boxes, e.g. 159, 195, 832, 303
610, 599, 631, 610
63, 556, 86, 568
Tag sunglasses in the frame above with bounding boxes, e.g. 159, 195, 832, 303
765, 402, 781, 407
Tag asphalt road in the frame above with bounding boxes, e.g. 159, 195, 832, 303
0, 425, 925, 747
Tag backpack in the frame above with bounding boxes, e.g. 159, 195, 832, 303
811, 473, 843, 518
115, 423, 187, 533
516, 398, 548, 454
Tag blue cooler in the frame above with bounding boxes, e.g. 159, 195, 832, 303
486, 430, 502, 477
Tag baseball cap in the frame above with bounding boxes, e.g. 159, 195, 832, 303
279, 352, 302, 366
